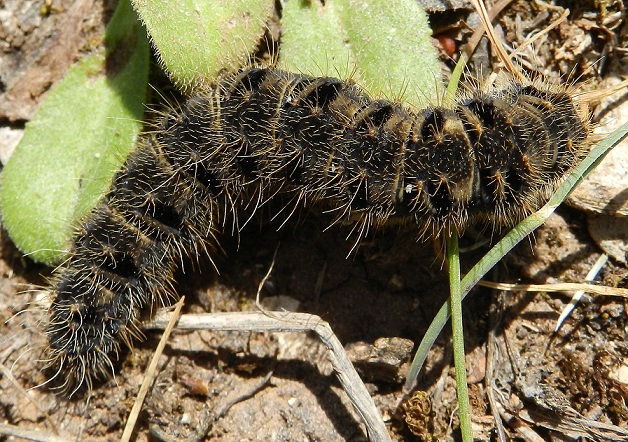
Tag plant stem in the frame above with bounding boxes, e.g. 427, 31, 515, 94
448, 232, 473, 441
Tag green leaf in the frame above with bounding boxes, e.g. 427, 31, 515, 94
0, 0, 150, 265
130, 0, 275, 89
280, 0, 441, 107
133, 0, 441, 102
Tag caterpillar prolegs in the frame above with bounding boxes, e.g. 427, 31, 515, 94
44, 67, 589, 394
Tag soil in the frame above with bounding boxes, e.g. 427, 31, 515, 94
1, 1, 627, 441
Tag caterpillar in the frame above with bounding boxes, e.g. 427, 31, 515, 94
43, 67, 590, 395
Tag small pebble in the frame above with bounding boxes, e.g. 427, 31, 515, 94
180, 412, 191, 425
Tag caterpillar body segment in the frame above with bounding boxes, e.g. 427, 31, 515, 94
44, 67, 589, 394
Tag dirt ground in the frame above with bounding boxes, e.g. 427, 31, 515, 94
1, 0, 627, 441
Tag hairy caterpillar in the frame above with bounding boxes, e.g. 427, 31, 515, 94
43, 67, 589, 395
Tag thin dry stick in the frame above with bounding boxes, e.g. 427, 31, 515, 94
0, 360, 58, 434
120, 296, 186, 442
0, 423, 69, 442
146, 311, 392, 442
468, 0, 524, 79
485, 293, 508, 442
509, 8, 569, 58
578, 78, 628, 105
181, 371, 273, 442
495, 406, 547, 442
255, 245, 278, 307
463, 0, 514, 60
478, 281, 628, 298
555, 253, 608, 331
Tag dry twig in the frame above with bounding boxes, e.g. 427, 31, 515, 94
146, 310, 391, 442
